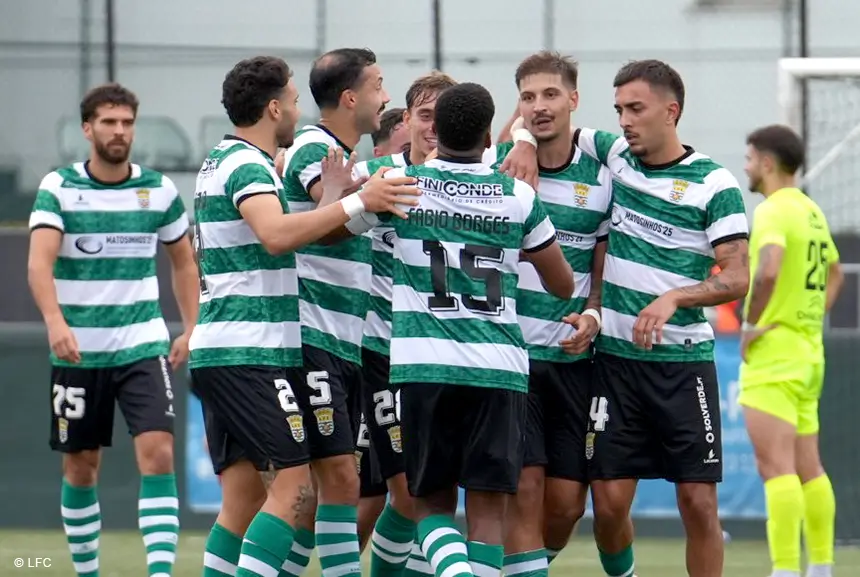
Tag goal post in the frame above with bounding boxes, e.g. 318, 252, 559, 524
777, 57, 860, 232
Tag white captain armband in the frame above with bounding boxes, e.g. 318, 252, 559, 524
345, 211, 380, 235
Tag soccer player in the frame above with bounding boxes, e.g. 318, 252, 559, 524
354, 71, 458, 577
356, 106, 411, 553
573, 60, 750, 577
190, 56, 418, 577
739, 124, 842, 577
382, 82, 575, 577
482, 51, 612, 576
28, 83, 198, 577
279, 47, 390, 577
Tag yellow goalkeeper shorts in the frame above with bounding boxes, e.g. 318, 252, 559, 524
738, 358, 825, 435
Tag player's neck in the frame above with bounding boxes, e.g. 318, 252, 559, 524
436, 145, 482, 163
232, 126, 277, 159
761, 174, 797, 197
639, 135, 687, 166
85, 157, 132, 184
318, 112, 361, 150
536, 130, 574, 170
408, 145, 425, 166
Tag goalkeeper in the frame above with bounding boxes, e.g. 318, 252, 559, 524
739, 124, 844, 577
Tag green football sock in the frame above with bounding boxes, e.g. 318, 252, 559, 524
504, 549, 549, 577
138, 474, 180, 577
235, 512, 295, 577
203, 523, 242, 576
61, 480, 101, 577
370, 505, 415, 577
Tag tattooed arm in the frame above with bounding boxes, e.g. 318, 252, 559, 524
669, 238, 751, 308
744, 244, 784, 324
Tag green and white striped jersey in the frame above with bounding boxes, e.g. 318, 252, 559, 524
575, 128, 749, 362
353, 151, 409, 356
29, 162, 189, 368
483, 141, 612, 363
382, 158, 557, 393
188, 136, 301, 369
282, 125, 372, 365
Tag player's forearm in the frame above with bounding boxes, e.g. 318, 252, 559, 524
273, 201, 353, 252
669, 267, 749, 309
171, 261, 200, 334
585, 242, 607, 311
743, 274, 776, 325
27, 264, 64, 325
826, 264, 844, 312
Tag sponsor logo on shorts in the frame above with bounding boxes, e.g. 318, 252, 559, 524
158, 356, 175, 417
388, 425, 402, 454
314, 407, 335, 436
286, 414, 305, 443
696, 375, 720, 464
354, 450, 362, 474
585, 431, 595, 460
58, 417, 69, 444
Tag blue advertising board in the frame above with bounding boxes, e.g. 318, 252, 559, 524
185, 336, 765, 519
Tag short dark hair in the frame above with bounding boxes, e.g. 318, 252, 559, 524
515, 51, 578, 89
371, 108, 406, 146
614, 59, 685, 123
80, 83, 139, 123
221, 56, 292, 127
434, 83, 495, 152
310, 48, 377, 110
405, 71, 458, 110
746, 124, 805, 174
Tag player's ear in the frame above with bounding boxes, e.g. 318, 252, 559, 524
401, 109, 409, 124
569, 89, 579, 113
666, 101, 681, 125
484, 129, 492, 149
340, 89, 357, 111
373, 145, 382, 157
81, 121, 94, 142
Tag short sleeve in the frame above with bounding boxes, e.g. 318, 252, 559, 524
29, 172, 65, 232
750, 200, 787, 249
483, 142, 514, 169
157, 176, 190, 244
353, 160, 371, 180
225, 162, 278, 209
595, 166, 613, 241
574, 128, 627, 166
283, 142, 329, 193
517, 181, 556, 252
705, 173, 749, 246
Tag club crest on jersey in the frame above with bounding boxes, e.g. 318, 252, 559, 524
670, 179, 689, 203
136, 188, 151, 209
58, 417, 69, 444
573, 182, 590, 207
286, 414, 305, 443
388, 425, 403, 454
314, 407, 335, 436
585, 431, 595, 460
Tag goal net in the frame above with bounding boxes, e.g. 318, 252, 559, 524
779, 58, 860, 234
779, 57, 860, 546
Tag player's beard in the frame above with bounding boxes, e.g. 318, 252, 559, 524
748, 175, 763, 194
276, 126, 295, 149
94, 140, 131, 164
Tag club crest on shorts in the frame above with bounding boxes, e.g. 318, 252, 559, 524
58, 417, 69, 444
314, 407, 335, 436
585, 431, 595, 460
286, 414, 305, 443
354, 450, 362, 473
136, 188, 150, 209
387, 425, 402, 453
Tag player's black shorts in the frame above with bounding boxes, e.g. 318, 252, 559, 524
523, 360, 592, 482
361, 348, 405, 481
356, 413, 387, 498
293, 345, 363, 460
401, 382, 525, 497
50, 356, 175, 453
589, 353, 722, 483
191, 365, 309, 474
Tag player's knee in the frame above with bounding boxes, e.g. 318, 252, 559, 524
315, 455, 360, 504
134, 431, 174, 475
516, 467, 545, 507
591, 482, 634, 527
676, 483, 718, 525
62, 451, 100, 486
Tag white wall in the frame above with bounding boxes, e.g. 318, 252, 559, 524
3, 0, 860, 228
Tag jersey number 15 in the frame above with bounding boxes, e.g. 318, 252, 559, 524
423, 240, 504, 315
805, 240, 829, 292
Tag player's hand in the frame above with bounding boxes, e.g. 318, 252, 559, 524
559, 312, 599, 355
47, 318, 81, 363
358, 167, 420, 219
168, 332, 190, 367
274, 148, 286, 176
633, 293, 679, 350
321, 147, 366, 199
740, 323, 777, 363
499, 141, 539, 190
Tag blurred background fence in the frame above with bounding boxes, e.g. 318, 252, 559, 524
2, 0, 860, 545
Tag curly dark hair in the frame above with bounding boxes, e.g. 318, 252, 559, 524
434, 82, 495, 152
221, 56, 292, 127
80, 83, 139, 123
